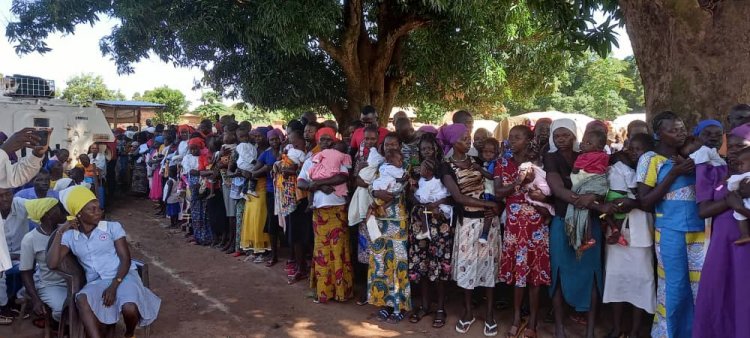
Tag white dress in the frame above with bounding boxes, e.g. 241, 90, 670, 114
602, 161, 656, 313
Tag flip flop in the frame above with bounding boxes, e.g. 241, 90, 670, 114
455, 317, 476, 334
522, 328, 537, 338
377, 308, 391, 322
386, 312, 405, 324
265, 257, 278, 267
484, 320, 499, 337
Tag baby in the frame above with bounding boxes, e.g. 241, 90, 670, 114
309, 142, 352, 197
727, 148, 750, 245
370, 149, 407, 216
604, 134, 654, 246
414, 159, 451, 240
476, 138, 500, 244
567, 130, 610, 252
517, 158, 555, 218
236, 128, 258, 199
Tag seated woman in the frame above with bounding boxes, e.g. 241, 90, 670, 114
48, 185, 161, 338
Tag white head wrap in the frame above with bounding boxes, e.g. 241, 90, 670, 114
549, 118, 580, 153
53, 178, 74, 191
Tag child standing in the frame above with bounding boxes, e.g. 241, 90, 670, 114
163, 166, 183, 228
413, 159, 451, 240
567, 130, 610, 252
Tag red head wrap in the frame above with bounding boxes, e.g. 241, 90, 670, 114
315, 127, 338, 143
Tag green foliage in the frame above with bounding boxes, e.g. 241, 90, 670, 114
5, 0, 623, 124
60, 73, 125, 106
139, 86, 189, 124
508, 53, 641, 120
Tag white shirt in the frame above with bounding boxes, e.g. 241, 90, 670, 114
0, 150, 43, 272
372, 163, 405, 192
236, 142, 258, 171
415, 177, 452, 216
88, 153, 107, 177
181, 153, 199, 178
3, 197, 28, 256
298, 157, 347, 208
19, 228, 66, 288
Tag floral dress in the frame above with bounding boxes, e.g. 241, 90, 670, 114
408, 161, 454, 283
495, 157, 550, 287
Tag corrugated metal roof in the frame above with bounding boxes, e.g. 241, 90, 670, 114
94, 100, 165, 108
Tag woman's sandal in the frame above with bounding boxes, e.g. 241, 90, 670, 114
432, 310, 447, 328
484, 320, 499, 337
506, 325, 520, 338
356, 299, 368, 306
386, 312, 405, 324
265, 257, 278, 267
408, 306, 430, 323
521, 328, 537, 338
455, 317, 476, 334
287, 271, 308, 285
377, 308, 392, 322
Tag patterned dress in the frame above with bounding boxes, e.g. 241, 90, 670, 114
189, 175, 212, 245
368, 197, 412, 312
310, 206, 353, 302
495, 158, 551, 287
636, 151, 705, 338
449, 158, 499, 289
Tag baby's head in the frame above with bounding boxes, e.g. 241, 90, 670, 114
738, 148, 750, 174
385, 149, 404, 168
287, 130, 305, 150
679, 136, 703, 158
626, 133, 655, 165
420, 158, 437, 180
333, 141, 348, 153
580, 130, 607, 154
481, 137, 500, 164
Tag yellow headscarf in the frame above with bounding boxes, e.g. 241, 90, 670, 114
24, 198, 59, 224
59, 185, 96, 220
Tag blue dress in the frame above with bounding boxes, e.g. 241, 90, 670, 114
61, 221, 161, 326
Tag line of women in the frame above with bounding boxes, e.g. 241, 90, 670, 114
156, 105, 750, 338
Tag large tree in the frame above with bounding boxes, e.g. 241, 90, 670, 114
139, 86, 189, 124
60, 73, 125, 106
5, 0, 617, 125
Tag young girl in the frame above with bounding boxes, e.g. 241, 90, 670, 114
163, 166, 183, 228
476, 138, 500, 243
567, 130, 610, 252
236, 127, 258, 198
413, 159, 451, 240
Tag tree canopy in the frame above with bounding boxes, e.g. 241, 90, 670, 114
505, 53, 643, 120
138, 86, 189, 124
60, 73, 124, 106
6, 0, 620, 125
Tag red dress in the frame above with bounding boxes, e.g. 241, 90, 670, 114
495, 158, 551, 287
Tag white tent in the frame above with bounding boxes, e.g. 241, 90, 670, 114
613, 113, 647, 132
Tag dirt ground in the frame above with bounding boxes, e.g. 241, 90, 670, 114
2, 197, 627, 338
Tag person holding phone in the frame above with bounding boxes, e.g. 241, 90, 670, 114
47, 185, 160, 338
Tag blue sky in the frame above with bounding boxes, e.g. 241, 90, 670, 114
0, 2, 633, 109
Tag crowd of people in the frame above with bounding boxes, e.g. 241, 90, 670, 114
0, 128, 160, 338
4, 102, 750, 338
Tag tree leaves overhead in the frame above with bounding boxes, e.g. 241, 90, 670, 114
6, 0, 622, 122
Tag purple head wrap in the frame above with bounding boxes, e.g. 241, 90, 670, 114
730, 122, 750, 142
437, 123, 468, 155
267, 128, 284, 141
417, 125, 438, 135
254, 126, 272, 140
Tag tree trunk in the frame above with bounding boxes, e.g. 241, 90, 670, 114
620, 0, 750, 127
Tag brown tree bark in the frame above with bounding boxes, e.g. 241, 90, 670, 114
318, 0, 425, 127
619, 0, 750, 127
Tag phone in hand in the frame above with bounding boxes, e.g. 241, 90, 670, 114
34, 127, 51, 146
